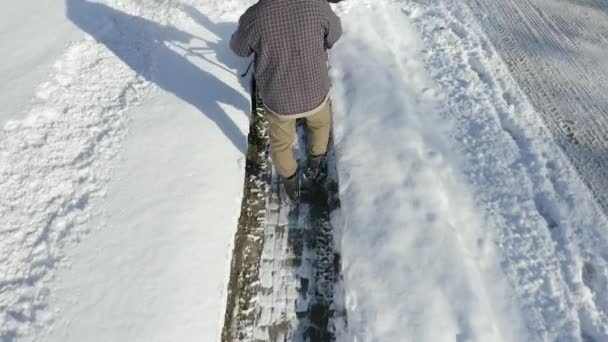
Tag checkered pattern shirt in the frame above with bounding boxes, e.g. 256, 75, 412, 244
230, 0, 342, 116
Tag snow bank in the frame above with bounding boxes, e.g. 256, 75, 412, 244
331, 2, 525, 341
330, 0, 608, 340
37, 1, 251, 341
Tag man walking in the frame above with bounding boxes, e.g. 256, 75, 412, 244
230, 0, 342, 204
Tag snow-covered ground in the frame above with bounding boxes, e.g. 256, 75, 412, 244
0, 1, 81, 125
465, 0, 608, 228
331, 4, 522, 340
2, 0, 249, 340
332, 1, 608, 341
3, 0, 608, 341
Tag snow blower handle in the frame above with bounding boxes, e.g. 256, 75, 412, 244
241, 59, 254, 78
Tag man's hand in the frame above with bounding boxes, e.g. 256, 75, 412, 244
324, 2, 343, 50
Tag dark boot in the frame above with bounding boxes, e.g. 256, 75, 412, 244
305, 154, 325, 181
281, 172, 300, 205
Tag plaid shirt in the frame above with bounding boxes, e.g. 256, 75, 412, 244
230, 0, 342, 116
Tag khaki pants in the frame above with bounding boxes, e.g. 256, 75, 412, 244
267, 101, 332, 178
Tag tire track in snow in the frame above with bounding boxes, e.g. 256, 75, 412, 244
0, 1, 179, 339
403, 1, 608, 340
457, 0, 608, 339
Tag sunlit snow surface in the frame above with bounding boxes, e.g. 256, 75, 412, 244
332, 1, 608, 341
2, 0, 608, 341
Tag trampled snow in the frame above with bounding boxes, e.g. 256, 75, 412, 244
2, 0, 608, 341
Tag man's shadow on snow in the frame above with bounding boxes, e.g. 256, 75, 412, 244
66, 0, 251, 153
177, 4, 253, 93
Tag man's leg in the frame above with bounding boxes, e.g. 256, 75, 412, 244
267, 112, 300, 203
305, 101, 332, 178
268, 112, 298, 177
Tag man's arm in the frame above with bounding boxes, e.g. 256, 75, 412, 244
230, 7, 256, 57
323, 3, 343, 50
